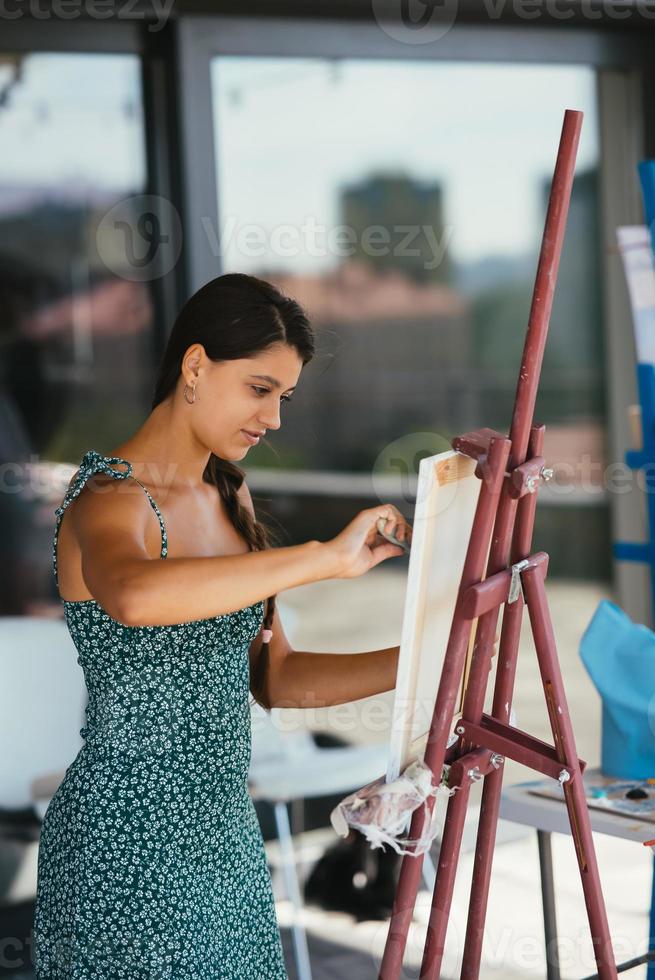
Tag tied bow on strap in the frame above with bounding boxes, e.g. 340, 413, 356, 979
55, 450, 133, 517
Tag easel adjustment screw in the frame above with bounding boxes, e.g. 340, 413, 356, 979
455, 725, 465, 735
490, 753, 504, 769
558, 769, 570, 784
526, 466, 554, 493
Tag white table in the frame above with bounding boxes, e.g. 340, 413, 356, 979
500, 774, 655, 980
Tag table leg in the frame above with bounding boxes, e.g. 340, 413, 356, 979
648, 853, 655, 980
537, 830, 561, 980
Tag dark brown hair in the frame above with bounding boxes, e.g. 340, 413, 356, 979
151, 272, 315, 711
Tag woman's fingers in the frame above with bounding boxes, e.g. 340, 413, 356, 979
370, 541, 405, 567
374, 505, 412, 548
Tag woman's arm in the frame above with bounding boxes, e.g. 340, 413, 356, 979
269, 645, 399, 709
248, 593, 399, 710
71, 476, 340, 626
236, 481, 402, 709
124, 542, 333, 627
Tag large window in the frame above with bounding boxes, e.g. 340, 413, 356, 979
211, 58, 603, 491
0, 52, 152, 614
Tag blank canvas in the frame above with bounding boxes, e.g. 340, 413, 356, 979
387, 449, 483, 783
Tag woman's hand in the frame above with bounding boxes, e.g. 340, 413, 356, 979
327, 504, 413, 579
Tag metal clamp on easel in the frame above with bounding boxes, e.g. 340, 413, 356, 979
508, 457, 554, 499
507, 558, 530, 604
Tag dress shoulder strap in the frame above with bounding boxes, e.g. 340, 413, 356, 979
52, 449, 168, 588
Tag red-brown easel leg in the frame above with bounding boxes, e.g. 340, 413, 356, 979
460, 425, 544, 979
522, 562, 617, 979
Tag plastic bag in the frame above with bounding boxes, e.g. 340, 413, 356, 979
330, 758, 451, 857
579, 599, 655, 779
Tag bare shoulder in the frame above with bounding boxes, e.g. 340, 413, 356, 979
66, 470, 151, 547
55, 465, 154, 611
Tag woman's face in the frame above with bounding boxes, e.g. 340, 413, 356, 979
184, 342, 304, 461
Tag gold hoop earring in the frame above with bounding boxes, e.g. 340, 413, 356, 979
183, 383, 196, 405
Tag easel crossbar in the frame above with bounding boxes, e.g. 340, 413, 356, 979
462, 552, 548, 619
455, 713, 584, 783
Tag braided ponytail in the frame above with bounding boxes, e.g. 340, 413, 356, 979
204, 454, 281, 712
151, 272, 315, 713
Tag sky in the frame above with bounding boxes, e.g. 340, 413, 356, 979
212, 57, 599, 267
0, 53, 146, 192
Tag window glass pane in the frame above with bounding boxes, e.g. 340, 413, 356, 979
0, 52, 152, 614
211, 57, 602, 477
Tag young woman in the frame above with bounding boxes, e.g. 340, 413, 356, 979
33, 272, 411, 979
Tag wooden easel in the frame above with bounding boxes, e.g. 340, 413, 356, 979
378, 109, 620, 980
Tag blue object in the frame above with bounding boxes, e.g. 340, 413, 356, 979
613, 363, 655, 617
613, 162, 655, 613
579, 600, 655, 779
612, 162, 655, 978
639, 160, 655, 255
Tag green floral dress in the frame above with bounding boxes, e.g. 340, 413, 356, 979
33, 450, 288, 979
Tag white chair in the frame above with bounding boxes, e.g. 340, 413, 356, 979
0, 616, 86, 817
0, 616, 86, 912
